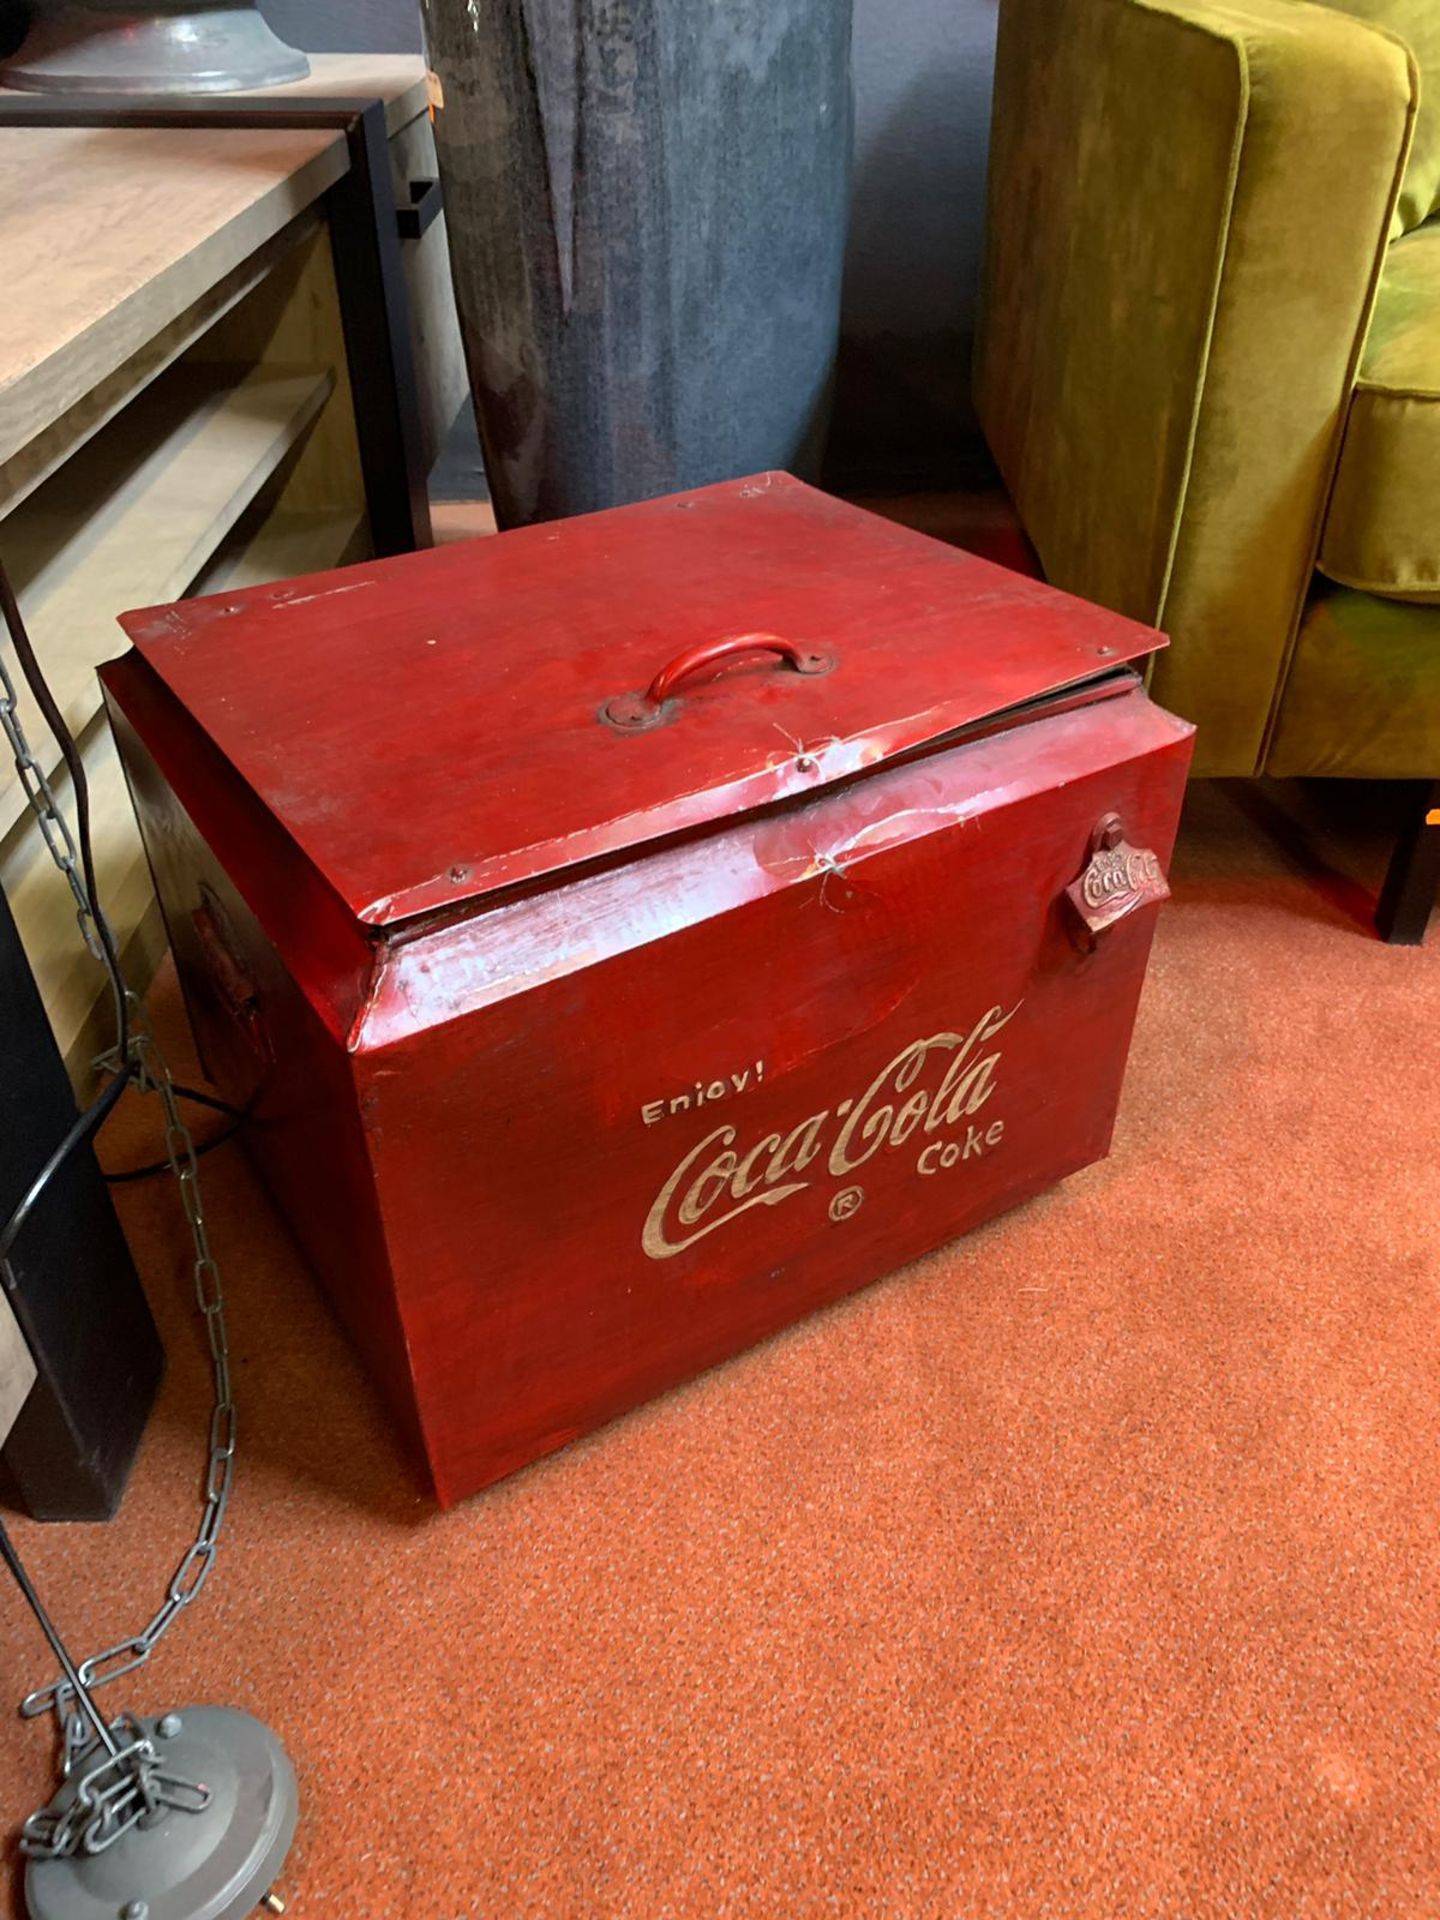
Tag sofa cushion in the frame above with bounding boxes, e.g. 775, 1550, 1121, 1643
1318, 216, 1440, 599
1268, 579, 1440, 776
1318, 1, 1440, 233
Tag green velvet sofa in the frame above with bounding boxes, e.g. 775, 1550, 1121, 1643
974, 0, 1440, 940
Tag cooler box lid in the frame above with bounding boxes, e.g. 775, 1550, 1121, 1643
115, 473, 1167, 929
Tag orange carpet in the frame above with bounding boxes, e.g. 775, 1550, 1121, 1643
2, 779, 1437, 1919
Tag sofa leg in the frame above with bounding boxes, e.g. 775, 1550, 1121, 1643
1376, 780, 1440, 945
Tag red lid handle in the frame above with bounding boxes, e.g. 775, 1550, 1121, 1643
602, 632, 834, 731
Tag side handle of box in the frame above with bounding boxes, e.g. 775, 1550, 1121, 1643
192, 888, 272, 1065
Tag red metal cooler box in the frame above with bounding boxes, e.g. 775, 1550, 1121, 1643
102, 474, 1193, 1505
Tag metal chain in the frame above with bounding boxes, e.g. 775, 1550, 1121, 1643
18, 998, 239, 1735
0, 638, 237, 1853
21, 1713, 210, 1860
0, 651, 104, 965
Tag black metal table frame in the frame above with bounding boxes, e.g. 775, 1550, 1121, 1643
0, 93, 434, 555
0, 92, 434, 1519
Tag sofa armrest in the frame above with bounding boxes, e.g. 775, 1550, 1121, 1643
974, 0, 1417, 775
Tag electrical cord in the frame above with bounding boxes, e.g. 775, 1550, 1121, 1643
0, 559, 128, 1071
168, 1082, 243, 1119
0, 553, 137, 1262
102, 1091, 248, 1185
0, 555, 248, 1236
0, 1523, 121, 1765
1, 542, 262, 1877
101, 1128, 242, 1185
1, 1079, 246, 1236
0, 1071, 131, 1267
0, 1077, 247, 1251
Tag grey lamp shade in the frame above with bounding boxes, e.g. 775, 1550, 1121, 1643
0, 4, 310, 94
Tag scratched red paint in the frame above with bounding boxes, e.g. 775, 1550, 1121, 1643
102, 475, 1193, 1504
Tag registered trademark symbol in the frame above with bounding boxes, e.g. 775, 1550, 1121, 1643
829, 1185, 864, 1223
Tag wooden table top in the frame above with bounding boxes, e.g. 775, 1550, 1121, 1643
0, 125, 346, 472
0, 55, 428, 474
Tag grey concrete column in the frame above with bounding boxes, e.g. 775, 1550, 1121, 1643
422, 0, 853, 526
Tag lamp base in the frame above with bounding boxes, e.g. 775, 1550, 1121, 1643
25, 1707, 298, 1920
1, 8, 310, 95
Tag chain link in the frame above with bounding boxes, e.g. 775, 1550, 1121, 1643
1, 636, 238, 1851
19, 1713, 211, 1860
16, 999, 239, 1739
0, 651, 104, 963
